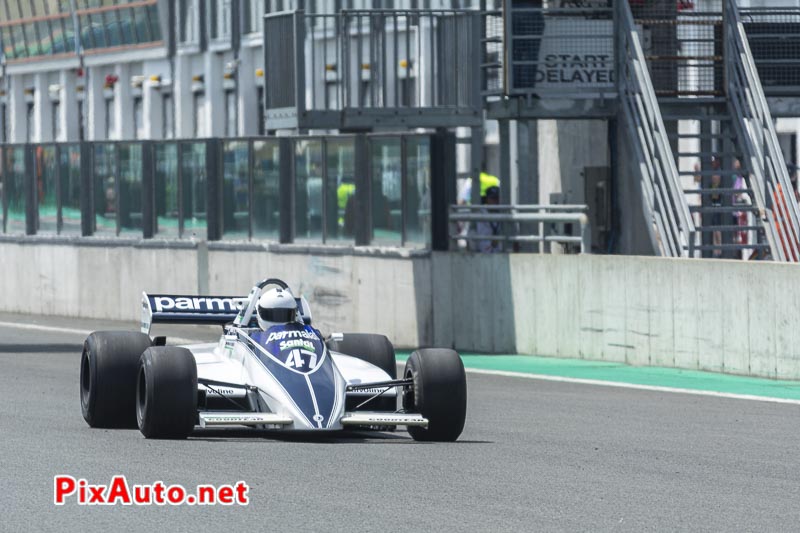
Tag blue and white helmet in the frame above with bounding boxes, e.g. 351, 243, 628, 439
256, 287, 297, 331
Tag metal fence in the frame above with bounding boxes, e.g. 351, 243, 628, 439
741, 7, 800, 95
449, 204, 591, 254
263, 9, 482, 130
482, 8, 504, 96
0, 133, 455, 250
630, 0, 723, 97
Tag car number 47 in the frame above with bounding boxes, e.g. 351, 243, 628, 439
285, 349, 317, 369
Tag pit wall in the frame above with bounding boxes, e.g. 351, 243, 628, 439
0, 238, 431, 349
433, 253, 800, 381
2, 237, 799, 380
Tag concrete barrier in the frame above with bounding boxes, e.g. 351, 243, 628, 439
2, 236, 800, 379
0, 238, 199, 320
0, 238, 431, 349
432, 252, 800, 380
205, 243, 432, 348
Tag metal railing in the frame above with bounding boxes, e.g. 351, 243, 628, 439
617, 0, 694, 257
724, 0, 800, 262
481, 8, 504, 96
263, 9, 482, 129
740, 7, 800, 96
449, 204, 591, 254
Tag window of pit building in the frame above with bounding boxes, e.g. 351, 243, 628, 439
78, 96, 86, 141
163, 93, 175, 139
178, 0, 200, 45
193, 91, 206, 138
256, 86, 265, 135
243, 0, 266, 35
105, 96, 115, 140
133, 96, 144, 140
208, 0, 232, 42
0, 27, 15, 61
52, 100, 61, 141
0, 1, 73, 59
26, 102, 34, 143
225, 89, 238, 137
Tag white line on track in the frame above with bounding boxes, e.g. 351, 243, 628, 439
462, 368, 800, 406
4, 320, 798, 406
0, 321, 205, 346
0, 321, 93, 337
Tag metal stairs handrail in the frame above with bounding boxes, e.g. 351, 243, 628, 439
724, 0, 800, 262
617, 0, 695, 257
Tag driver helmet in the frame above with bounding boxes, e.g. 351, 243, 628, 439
256, 287, 297, 331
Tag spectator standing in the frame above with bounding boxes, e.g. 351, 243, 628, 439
472, 186, 502, 253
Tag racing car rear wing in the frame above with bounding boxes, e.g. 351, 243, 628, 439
141, 292, 312, 334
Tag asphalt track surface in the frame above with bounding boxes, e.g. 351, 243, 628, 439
2, 315, 800, 532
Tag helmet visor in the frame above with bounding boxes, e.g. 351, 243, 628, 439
258, 306, 296, 323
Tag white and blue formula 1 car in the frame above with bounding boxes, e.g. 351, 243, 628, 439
80, 278, 467, 441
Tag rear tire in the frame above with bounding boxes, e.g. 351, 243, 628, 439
136, 346, 198, 439
403, 348, 467, 442
80, 331, 152, 428
326, 333, 397, 378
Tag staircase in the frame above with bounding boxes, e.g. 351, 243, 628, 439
661, 100, 766, 258
619, 0, 800, 261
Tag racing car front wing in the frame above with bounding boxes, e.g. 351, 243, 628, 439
340, 412, 428, 427
198, 412, 294, 427
196, 411, 428, 428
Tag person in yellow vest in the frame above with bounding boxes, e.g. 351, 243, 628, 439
459, 172, 500, 205
479, 172, 500, 198
471, 185, 502, 253
337, 179, 356, 233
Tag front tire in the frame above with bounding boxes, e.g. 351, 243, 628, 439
136, 346, 197, 439
327, 333, 397, 412
403, 348, 467, 442
80, 331, 152, 428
